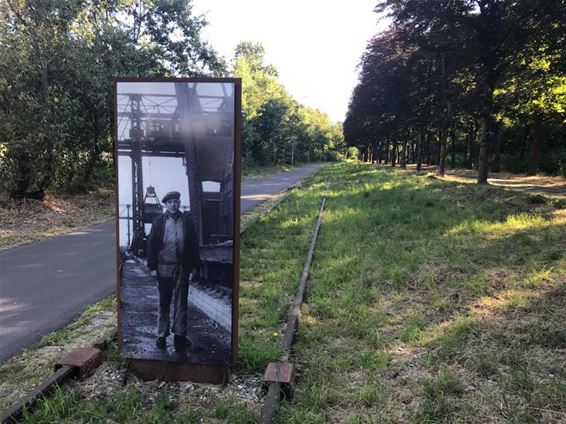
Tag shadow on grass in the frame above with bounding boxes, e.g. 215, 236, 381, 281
288, 162, 565, 422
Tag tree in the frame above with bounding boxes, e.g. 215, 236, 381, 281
0, 0, 225, 197
345, 0, 565, 179
232, 41, 341, 165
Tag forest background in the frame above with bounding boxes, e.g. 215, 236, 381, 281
0, 0, 564, 200
345, 0, 565, 182
0, 0, 343, 199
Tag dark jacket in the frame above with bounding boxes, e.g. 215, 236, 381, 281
146, 213, 200, 272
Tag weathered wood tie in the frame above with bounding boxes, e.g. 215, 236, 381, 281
260, 197, 327, 424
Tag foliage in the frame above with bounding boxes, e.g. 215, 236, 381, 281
0, 6, 343, 198
345, 0, 566, 178
233, 41, 344, 166
0, 0, 225, 197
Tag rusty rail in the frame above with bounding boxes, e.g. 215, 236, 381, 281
260, 197, 327, 423
0, 330, 116, 423
0, 173, 316, 423
0, 366, 75, 423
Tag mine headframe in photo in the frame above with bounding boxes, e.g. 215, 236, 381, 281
117, 81, 235, 288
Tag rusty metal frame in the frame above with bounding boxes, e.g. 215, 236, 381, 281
113, 77, 241, 382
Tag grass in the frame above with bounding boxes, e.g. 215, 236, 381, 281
237, 176, 324, 372
277, 163, 565, 423
242, 162, 297, 177
0, 296, 117, 410
3, 162, 565, 422
20, 387, 208, 424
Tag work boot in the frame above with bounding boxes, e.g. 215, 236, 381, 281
155, 336, 166, 348
173, 335, 191, 347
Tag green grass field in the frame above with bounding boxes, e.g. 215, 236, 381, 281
279, 163, 565, 423
6, 162, 565, 423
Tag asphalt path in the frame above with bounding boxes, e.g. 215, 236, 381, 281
0, 163, 325, 363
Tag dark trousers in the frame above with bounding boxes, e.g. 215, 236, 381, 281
157, 274, 188, 337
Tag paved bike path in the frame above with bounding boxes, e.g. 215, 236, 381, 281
0, 163, 324, 363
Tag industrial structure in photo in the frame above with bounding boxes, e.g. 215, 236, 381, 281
116, 81, 235, 364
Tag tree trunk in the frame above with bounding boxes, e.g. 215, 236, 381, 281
450, 128, 456, 169
416, 131, 423, 172
83, 148, 99, 189
391, 140, 397, 167
468, 122, 478, 169
464, 129, 470, 167
435, 131, 442, 165
437, 56, 452, 175
528, 117, 542, 176
477, 115, 489, 184
426, 132, 432, 165
12, 151, 32, 197
372, 141, 378, 164
438, 128, 448, 176
400, 143, 407, 169
411, 141, 416, 164
519, 125, 529, 160
467, 123, 475, 169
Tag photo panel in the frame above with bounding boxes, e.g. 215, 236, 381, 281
115, 79, 240, 365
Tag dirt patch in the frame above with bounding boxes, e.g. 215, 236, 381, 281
412, 165, 565, 199
72, 362, 263, 410
445, 169, 565, 198
375, 164, 566, 199
0, 190, 114, 250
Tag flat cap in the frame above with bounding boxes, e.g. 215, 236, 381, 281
162, 191, 181, 203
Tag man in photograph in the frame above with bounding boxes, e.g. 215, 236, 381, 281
146, 191, 200, 349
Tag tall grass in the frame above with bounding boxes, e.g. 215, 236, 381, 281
277, 163, 565, 423
12, 162, 565, 423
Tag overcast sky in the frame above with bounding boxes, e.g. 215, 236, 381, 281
191, 0, 390, 123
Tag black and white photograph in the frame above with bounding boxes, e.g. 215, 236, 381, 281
115, 79, 240, 365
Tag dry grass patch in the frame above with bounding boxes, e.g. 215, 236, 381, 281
0, 190, 114, 250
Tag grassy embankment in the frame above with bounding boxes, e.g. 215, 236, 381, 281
3, 162, 565, 423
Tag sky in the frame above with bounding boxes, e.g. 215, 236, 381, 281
191, 0, 390, 123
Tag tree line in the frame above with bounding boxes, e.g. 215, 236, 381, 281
234, 42, 344, 167
344, 0, 565, 182
0, 1, 342, 199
